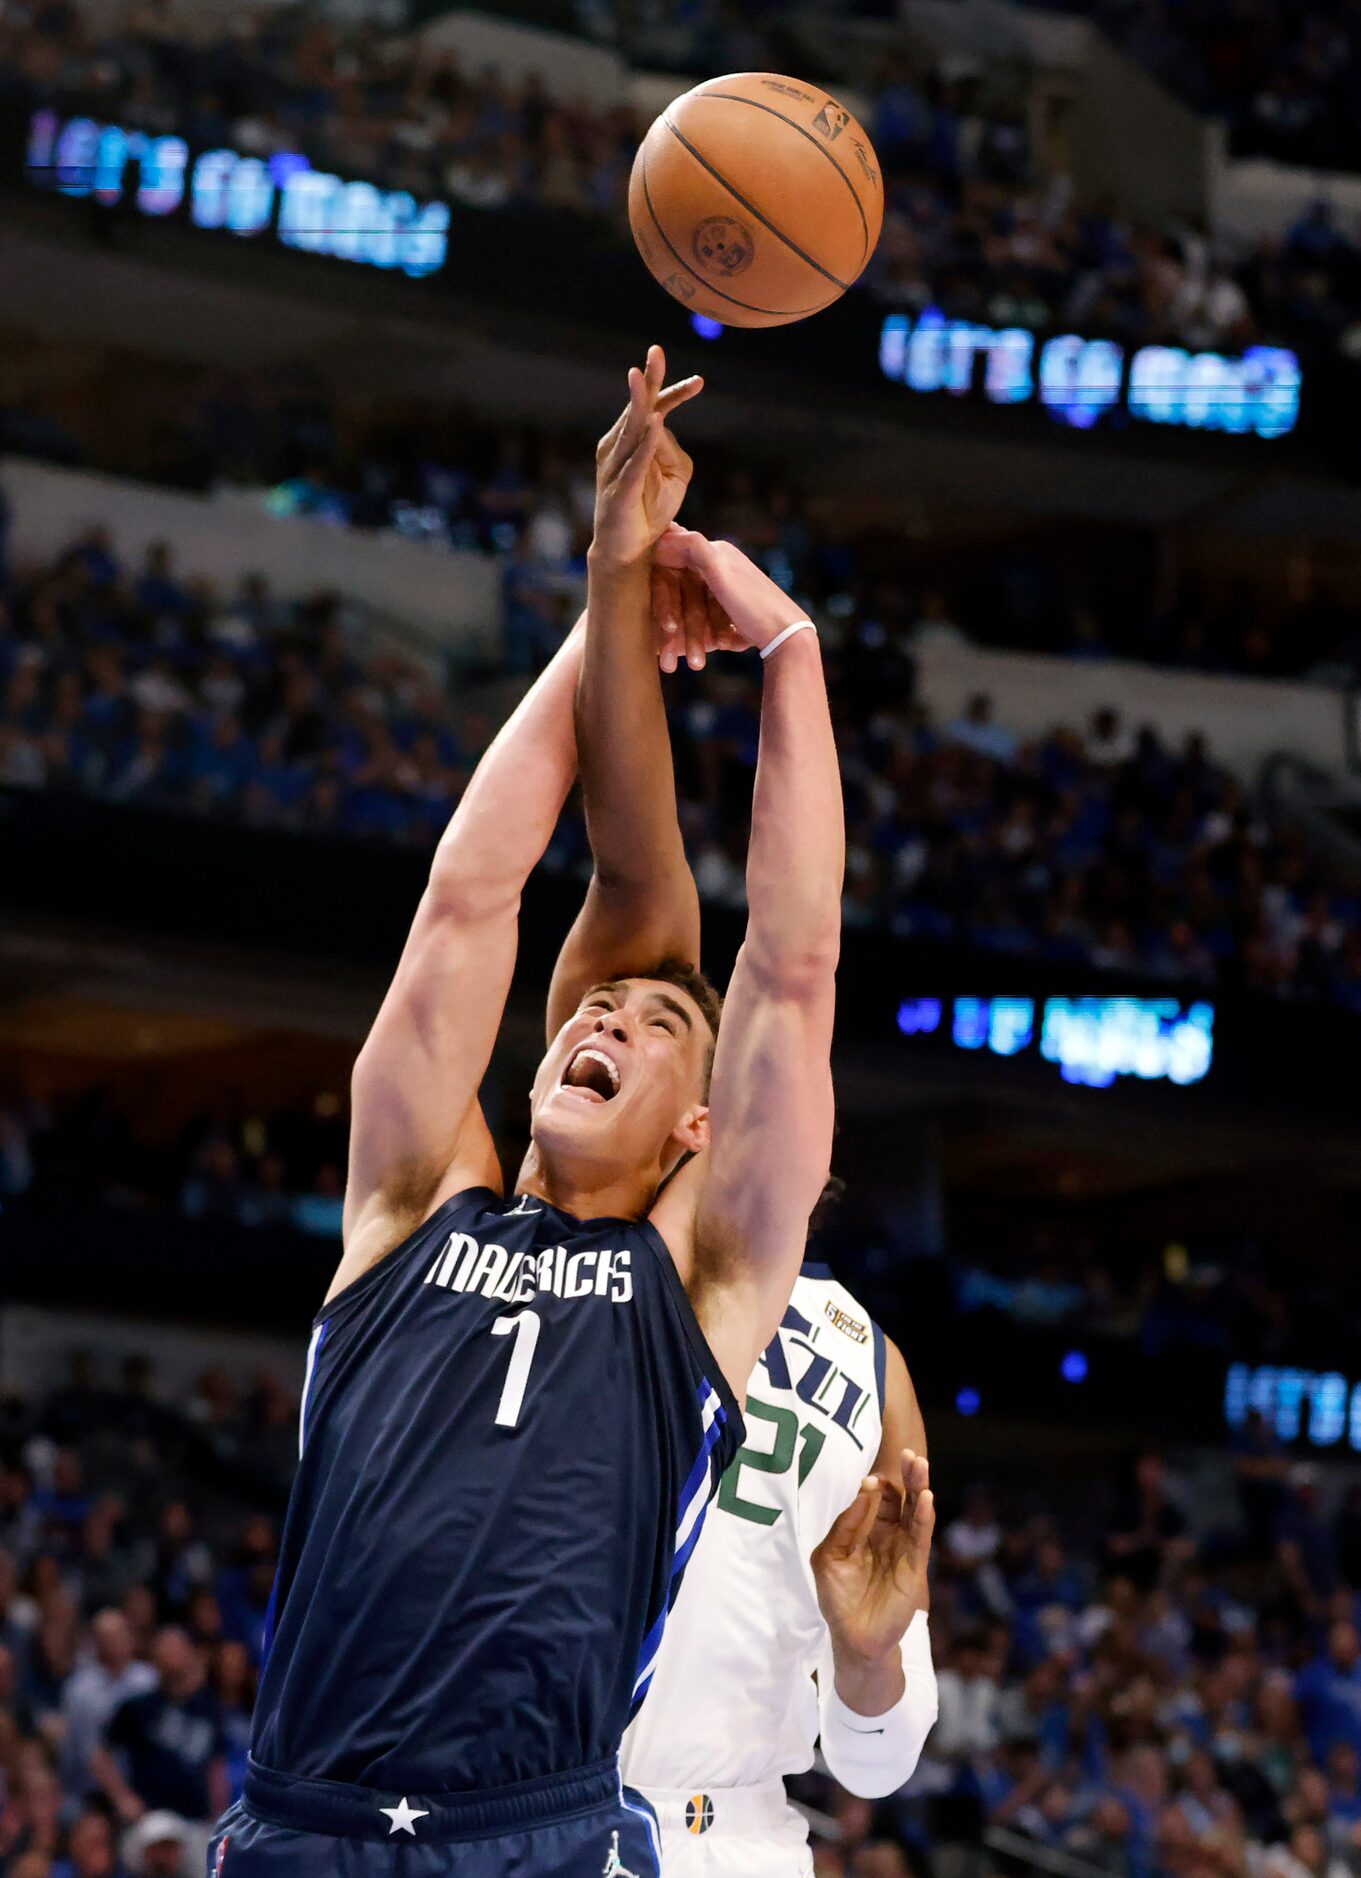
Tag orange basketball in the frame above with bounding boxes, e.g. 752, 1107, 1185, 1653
629, 73, 883, 330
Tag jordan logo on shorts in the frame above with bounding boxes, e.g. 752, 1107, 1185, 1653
603, 1830, 639, 1878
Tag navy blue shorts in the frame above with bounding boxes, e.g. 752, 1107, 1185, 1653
209, 1759, 660, 1878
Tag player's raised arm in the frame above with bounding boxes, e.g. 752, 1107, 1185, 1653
652, 529, 844, 1391
339, 621, 587, 1295
546, 346, 722, 1039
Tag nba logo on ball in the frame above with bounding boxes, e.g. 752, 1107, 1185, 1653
812, 102, 851, 141
686, 1794, 715, 1835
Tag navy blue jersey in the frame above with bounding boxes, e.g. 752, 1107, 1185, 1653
250, 1189, 743, 1796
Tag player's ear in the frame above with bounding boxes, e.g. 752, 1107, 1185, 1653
672, 1105, 709, 1157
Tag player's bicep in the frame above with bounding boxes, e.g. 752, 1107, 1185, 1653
692, 949, 835, 1351
344, 892, 515, 1250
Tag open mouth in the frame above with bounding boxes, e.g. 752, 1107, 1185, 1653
559, 1045, 621, 1104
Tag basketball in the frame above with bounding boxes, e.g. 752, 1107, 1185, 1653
628, 73, 884, 329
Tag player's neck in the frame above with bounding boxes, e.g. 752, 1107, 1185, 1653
514, 1143, 657, 1223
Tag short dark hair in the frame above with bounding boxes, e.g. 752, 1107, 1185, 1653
642, 956, 722, 1095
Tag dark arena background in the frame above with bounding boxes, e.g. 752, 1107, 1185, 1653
3, 0, 1361, 1874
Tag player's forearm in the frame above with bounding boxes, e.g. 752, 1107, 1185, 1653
822, 1614, 938, 1797
579, 553, 693, 905
831, 1633, 906, 1712
744, 633, 844, 988
544, 563, 699, 1036
427, 619, 584, 916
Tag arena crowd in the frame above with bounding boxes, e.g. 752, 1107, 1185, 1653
1037, 0, 1361, 173
4, 0, 1361, 358
1, 519, 1359, 1009
3, 1357, 1361, 1878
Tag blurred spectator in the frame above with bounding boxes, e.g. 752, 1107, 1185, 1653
92, 1627, 230, 1829
53, 1807, 131, 1878
1296, 1621, 1361, 1762
121, 1810, 192, 1878
1105, 1453, 1192, 1591
60, 1610, 157, 1796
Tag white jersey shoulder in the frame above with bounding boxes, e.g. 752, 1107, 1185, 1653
621, 1265, 886, 1791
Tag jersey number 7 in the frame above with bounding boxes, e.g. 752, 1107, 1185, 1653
490, 1310, 542, 1428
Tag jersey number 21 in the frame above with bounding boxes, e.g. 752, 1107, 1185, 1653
717, 1398, 825, 1526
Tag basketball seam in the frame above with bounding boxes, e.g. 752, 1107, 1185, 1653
640, 156, 831, 320
699, 91, 871, 268
662, 112, 851, 293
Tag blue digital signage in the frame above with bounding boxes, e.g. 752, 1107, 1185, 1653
896, 995, 1215, 1088
879, 309, 1301, 440
1225, 1362, 1361, 1452
25, 109, 449, 279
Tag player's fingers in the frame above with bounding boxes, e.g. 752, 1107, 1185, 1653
645, 343, 666, 399
654, 526, 719, 578
849, 1477, 885, 1552
906, 1487, 935, 1568
705, 588, 737, 650
654, 568, 686, 674
652, 524, 700, 569
681, 572, 709, 671
622, 364, 653, 451
601, 365, 651, 478
821, 1477, 883, 1560
612, 414, 662, 497
899, 1449, 930, 1507
652, 564, 681, 638
657, 374, 704, 416
655, 428, 693, 490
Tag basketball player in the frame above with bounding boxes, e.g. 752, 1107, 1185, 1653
620, 1224, 938, 1876
536, 382, 939, 1873
207, 348, 845, 1878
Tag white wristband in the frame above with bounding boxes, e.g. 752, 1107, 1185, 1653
818, 1611, 939, 1799
760, 618, 817, 660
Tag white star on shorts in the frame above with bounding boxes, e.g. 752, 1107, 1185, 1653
380, 1797, 430, 1836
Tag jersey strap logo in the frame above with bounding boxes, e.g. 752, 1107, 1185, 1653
823, 1301, 868, 1344
686, 1794, 715, 1835
603, 1830, 640, 1876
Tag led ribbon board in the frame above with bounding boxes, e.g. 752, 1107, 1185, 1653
879, 309, 1301, 439
1225, 1363, 1361, 1451
896, 995, 1215, 1087
25, 110, 450, 279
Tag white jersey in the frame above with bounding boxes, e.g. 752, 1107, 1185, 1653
621, 1263, 885, 1792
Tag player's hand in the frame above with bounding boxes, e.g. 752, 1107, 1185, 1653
592, 344, 702, 570
812, 1449, 934, 1670
651, 544, 748, 672
653, 526, 806, 654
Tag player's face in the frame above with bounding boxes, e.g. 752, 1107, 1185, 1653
530, 978, 712, 1181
